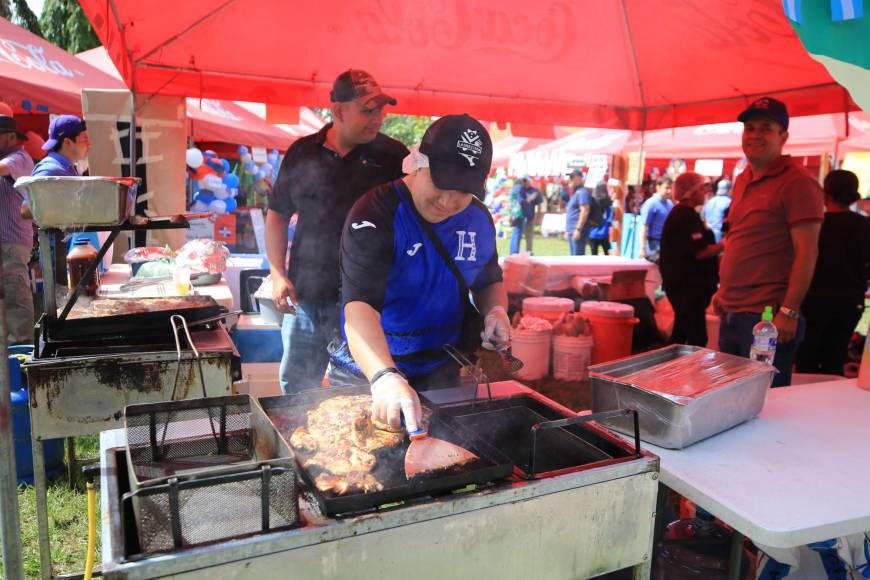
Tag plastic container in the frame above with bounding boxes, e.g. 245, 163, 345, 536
580, 301, 638, 364
9, 345, 65, 485
552, 334, 594, 381
66, 238, 100, 296
511, 328, 552, 380
522, 297, 574, 323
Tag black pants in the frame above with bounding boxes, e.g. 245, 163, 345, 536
795, 297, 863, 376
588, 238, 609, 255
666, 289, 709, 347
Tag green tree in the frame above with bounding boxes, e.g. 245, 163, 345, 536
380, 114, 431, 148
0, 1, 13, 21
310, 109, 432, 148
11, 0, 41, 36
39, 0, 99, 54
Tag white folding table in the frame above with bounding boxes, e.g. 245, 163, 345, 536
638, 380, 870, 578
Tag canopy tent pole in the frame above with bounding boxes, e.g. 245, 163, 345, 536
0, 250, 25, 580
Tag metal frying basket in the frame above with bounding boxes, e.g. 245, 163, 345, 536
123, 395, 299, 555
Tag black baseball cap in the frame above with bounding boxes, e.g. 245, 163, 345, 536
737, 97, 789, 130
567, 169, 584, 178
330, 69, 397, 106
419, 114, 493, 199
0, 115, 27, 140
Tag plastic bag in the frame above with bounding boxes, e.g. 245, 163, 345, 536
175, 239, 230, 274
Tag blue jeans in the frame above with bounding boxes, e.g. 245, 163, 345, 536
646, 238, 661, 256
568, 227, 590, 255
509, 219, 526, 254
279, 300, 340, 393
510, 217, 536, 255
718, 311, 806, 387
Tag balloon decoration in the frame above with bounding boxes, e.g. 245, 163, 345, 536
186, 147, 204, 169
186, 146, 283, 215
189, 148, 239, 216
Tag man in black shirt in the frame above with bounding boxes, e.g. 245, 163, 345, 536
266, 70, 408, 393
659, 172, 723, 346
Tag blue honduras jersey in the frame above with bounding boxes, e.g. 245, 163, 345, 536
339, 180, 502, 378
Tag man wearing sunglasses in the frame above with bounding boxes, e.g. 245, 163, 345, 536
267, 69, 408, 393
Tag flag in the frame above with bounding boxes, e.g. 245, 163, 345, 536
783, 0, 802, 23
831, 0, 864, 21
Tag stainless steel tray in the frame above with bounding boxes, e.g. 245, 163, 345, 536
589, 345, 774, 449
14, 175, 139, 227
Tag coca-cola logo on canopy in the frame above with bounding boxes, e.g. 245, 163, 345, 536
0, 37, 84, 78
341, 0, 577, 63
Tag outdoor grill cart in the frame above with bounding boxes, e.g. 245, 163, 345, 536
99, 381, 660, 579
20, 177, 241, 579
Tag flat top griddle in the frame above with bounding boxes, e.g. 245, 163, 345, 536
428, 393, 640, 479
40, 296, 225, 343
256, 386, 513, 517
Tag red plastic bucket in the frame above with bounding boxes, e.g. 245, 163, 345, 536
580, 301, 638, 364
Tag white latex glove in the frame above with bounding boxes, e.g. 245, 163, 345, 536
371, 372, 422, 432
481, 305, 511, 350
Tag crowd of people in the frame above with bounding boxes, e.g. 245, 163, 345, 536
658, 97, 869, 385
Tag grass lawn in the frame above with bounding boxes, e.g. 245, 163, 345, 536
2, 436, 101, 579
496, 229, 570, 258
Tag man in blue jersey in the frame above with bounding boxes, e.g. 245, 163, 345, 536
333, 115, 509, 431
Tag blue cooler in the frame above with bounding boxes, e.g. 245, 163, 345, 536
231, 315, 283, 363
9, 346, 65, 485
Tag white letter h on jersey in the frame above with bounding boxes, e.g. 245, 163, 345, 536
454, 231, 477, 261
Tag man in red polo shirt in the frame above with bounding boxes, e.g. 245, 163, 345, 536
713, 97, 824, 387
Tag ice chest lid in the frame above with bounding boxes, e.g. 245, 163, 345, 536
522, 297, 574, 312
580, 300, 635, 318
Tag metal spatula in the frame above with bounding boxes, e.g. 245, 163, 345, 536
404, 427, 478, 479
496, 344, 524, 373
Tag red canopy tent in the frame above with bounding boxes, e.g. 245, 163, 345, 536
78, 0, 859, 130
623, 113, 870, 159
76, 46, 296, 152
0, 16, 122, 116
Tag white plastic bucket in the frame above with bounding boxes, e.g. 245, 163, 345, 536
511, 328, 552, 380
552, 335, 594, 381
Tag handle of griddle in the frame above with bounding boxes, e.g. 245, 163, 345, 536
528, 409, 641, 478
170, 314, 200, 360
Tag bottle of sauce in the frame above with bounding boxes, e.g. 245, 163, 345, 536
66, 238, 100, 297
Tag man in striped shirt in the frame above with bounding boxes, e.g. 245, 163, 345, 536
0, 116, 35, 343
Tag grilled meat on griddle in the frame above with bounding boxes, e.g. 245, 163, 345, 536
273, 395, 430, 495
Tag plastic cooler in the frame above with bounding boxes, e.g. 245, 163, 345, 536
580, 301, 638, 364
522, 297, 574, 323
9, 346, 65, 485
230, 314, 283, 363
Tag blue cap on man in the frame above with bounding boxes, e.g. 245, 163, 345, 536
42, 115, 86, 150
737, 97, 789, 130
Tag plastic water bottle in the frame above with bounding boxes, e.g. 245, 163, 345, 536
749, 306, 778, 364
